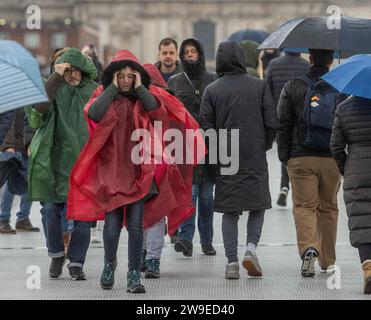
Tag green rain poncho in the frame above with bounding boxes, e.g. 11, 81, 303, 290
240, 40, 260, 78
27, 48, 98, 202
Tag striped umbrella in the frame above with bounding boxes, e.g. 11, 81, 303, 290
0, 40, 48, 113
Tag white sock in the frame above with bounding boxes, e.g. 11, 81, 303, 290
247, 243, 256, 254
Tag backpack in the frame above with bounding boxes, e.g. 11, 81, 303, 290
297, 74, 340, 150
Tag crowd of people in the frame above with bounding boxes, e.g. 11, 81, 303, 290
0, 35, 370, 295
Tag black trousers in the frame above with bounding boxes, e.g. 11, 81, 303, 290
359, 243, 371, 263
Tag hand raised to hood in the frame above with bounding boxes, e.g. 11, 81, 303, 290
132, 71, 142, 89
54, 63, 71, 76
112, 71, 119, 88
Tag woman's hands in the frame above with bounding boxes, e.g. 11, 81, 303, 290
132, 71, 142, 89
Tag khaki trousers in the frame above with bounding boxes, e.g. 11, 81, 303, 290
287, 156, 341, 268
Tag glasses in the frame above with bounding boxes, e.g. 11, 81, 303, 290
64, 68, 80, 75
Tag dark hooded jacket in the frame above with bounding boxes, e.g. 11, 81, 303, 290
330, 96, 371, 247
1, 108, 34, 155
0, 111, 15, 146
199, 41, 279, 213
265, 52, 310, 107
167, 38, 217, 184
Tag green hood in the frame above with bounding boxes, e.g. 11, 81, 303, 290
55, 48, 97, 80
240, 40, 259, 69
28, 50, 98, 202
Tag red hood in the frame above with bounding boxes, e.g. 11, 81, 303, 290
143, 63, 167, 88
102, 50, 151, 89
111, 50, 141, 64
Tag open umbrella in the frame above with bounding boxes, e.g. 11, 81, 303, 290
321, 54, 371, 99
227, 29, 269, 44
0, 40, 48, 113
258, 16, 371, 58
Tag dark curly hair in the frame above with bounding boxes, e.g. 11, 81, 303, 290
101, 60, 151, 90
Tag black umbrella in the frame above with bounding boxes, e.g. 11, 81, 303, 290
227, 29, 269, 44
258, 16, 371, 58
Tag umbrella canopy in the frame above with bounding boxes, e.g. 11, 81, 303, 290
258, 16, 371, 58
0, 40, 48, 113
227, 29, 269, 44
321, 54, 371, 99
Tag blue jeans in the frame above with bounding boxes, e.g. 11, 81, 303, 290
41, 202, 90, 268
0, 183, 32, 222
103, 200, 144, 271
40, 205, 73, 240
179, 182, 214, 245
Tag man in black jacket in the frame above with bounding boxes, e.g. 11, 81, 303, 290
265, 52, 310, 207
276, 49, 341, 277
168, 38, 217, 257
0, 108, 38, 234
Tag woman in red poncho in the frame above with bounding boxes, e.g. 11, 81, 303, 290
67, 50, 204, 293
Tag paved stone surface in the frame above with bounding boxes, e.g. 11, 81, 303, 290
0, 145, 369, 300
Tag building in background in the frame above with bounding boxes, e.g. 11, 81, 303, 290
1, 0, 370, 70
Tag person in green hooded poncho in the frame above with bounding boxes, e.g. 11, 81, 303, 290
240, 40, 260, 78
27, 48, 98, 281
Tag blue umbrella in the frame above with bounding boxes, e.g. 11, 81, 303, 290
322, 54, 371, 99
227, 29, 269, 44
0, 40, 48, 113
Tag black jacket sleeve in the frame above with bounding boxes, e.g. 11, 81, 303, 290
330, 110, 347, 175
199, 87, 216, 131
88, 84, 119, 123
0, 110, 16, 145
262, 83, 279, 151
136, 85, 159, 111
33, 72, 64, 114
276, 81, 295, 164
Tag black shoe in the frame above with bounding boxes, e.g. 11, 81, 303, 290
301, 248, 319, 277
100, 260, 117, 290
145, 259, 160, 279
69, 266, 86, 281
49, 256, 65, 279
174, 239, 193, 257
202, 244, 216, 256
277, 188, 288, 207
170, 229, 180, 244
127, 269, 146, 293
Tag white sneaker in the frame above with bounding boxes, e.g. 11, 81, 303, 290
97, 221, 104, 231
320, 265, 336, 274
90, 227, 101, 243
225, 262, 240, 279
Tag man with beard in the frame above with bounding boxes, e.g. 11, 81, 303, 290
168, 38, 217, 257
155, 38, 182, 82
28, 48, 98, 281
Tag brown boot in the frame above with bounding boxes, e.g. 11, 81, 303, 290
0, 221, 16, 234
15, 218, 40, 232
63, 232, 71, 255
362, 260, 371, 294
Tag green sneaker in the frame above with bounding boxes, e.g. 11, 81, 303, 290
145, 259, 160, 279
127, 269, 146, 293
100, 260, 117, 290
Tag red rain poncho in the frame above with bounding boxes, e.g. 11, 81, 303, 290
67, 50, 205, 235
